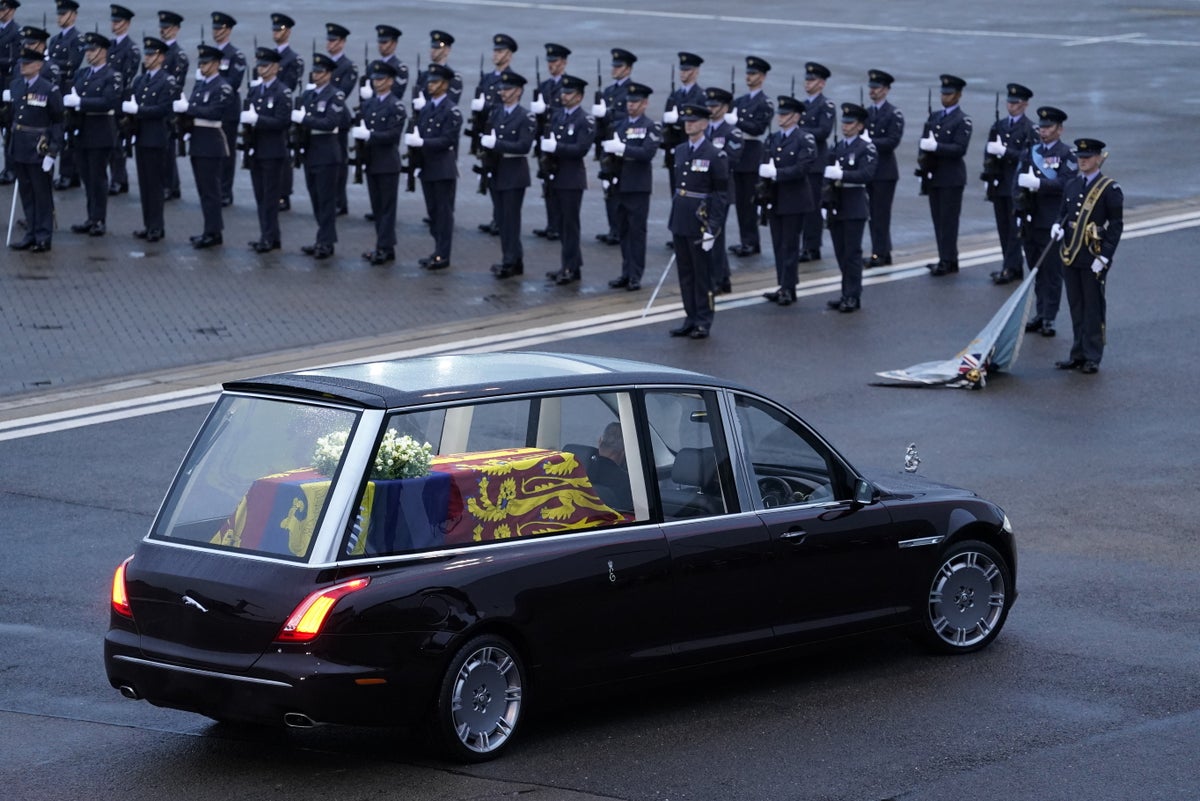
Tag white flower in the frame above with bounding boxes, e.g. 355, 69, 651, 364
312, 430, 350, 475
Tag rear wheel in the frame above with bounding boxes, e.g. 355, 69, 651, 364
916, 540, 1012, 654
431, 634, 526, 762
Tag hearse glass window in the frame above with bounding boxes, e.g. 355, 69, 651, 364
643, 390, 734, 520
342, 392, 647, 558
733, 394, 838, 507
151, 395, 360, 560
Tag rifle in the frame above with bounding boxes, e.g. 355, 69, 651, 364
661, 63, 682, 173
914, 87, 933, 195
351, 42, 372, 183
592, 57, 605, 163
401, 107, 422, 193
980, 91, 1003, 200
464, 52, 488, 156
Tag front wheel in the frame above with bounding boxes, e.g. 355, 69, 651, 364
431, 634, 526, 762
916, 540, 1013, 654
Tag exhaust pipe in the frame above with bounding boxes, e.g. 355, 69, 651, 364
283, 712, 317, 728
118, 685, 141, 700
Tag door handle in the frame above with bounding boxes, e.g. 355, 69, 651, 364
780, 528, 807, 543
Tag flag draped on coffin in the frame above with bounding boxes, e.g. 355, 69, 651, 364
874, 268, 1039, 389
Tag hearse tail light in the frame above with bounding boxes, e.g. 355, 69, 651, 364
111, 556, 134, 618
276, 577, 371, 643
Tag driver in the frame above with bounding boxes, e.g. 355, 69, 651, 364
587, 422, 633, 511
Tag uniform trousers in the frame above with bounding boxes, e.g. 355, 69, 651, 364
164, 135, 180, 193
554, 187, 583, 275
421, 178, 456, 260
928, 186, 964, 263
135, 146, 166, 232
13, 161, 55, 242
495, 186, 525, 265
79, 147, 110, 223
710, 199, 732, 288
769, 212, 802, 290
542, 182, 560, 235
1062, 261, 1107, 364
616, 192, 650, 282
829, 218, 866, 301
367, 171, 399, 251
335, 131, 349, 212
673, 234, 714, 330
866, 179, 896, 258
801, 172, 825, 252
992, 196, 1023, 274
250, 157, 285, 244
190, 155, 224, 234
1022, 228, 1063, 322
604, 192, 619, 238
59, 138, 79, 182
732, 171, 760, 249
305, 162, 339, 246
220, 119, 239, 202
108, 145, 128, 188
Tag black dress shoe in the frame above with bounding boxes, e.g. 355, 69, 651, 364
669, 324, 695, 337
220, 196, 233, 207
109, 182, 128, 196
365, 212, 376, 221
335, 207, 348, 217
545, 231, 560, 241
165, 188, 181, 200
608, 275, 630, 289
313, 244, 335, 259
992, 270, 1021, 285
555, 270, 580, 285
0, 170, 15, 185
533, 228, 549, 238
363, 249, 395, 265
626, 281, 641, 291
826, 297, 845, 310
1041, 321, 1056, 337
865, 253, 891, 267
762, 289, 782, 303
1024, 318, 1044, 333
10, 236, 35, 251
479, 222, 499, 234
838, 297, 861, 313
71, 220, 96, 234
731, 244, 760, 257
133, 229, 149, 240
53, 177, 79, 190
689, 327, 710, 339
249, 240, 280, 253
665, 240, 674, 250
88, 222, 106, 237
777, 293, 793, 307
1079, 361, 1099, 374
301, 244, 318, 255
716, 281, 732, 295
930, 260, 958, 276
278, 197, 291, 211
798, 249, 821, 263
424, 256, 450, 270
1055, 359, 1083, 370
30, 240, 52, 252
145, 230, 164, 242
494, 263, 523, 279
192, 233, 222, 249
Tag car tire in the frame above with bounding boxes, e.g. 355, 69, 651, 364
916, 540, 1013, 655
430, 634, 526, 762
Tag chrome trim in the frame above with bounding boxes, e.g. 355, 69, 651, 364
112, 655, 293, 688
898, 535, 945, 549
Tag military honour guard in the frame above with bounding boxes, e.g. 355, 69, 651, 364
470, 33, 516, 236
701, 86, 743, 294
661, 51, 703, 196
158, 10, 187, 201
269, 13, 302, 211
601, 80, 659, 291
7, 45, 63, 252
759, 95, 817, 306
531, 41, 568, 241
1050, 138, 1122, 375
985, 82, 1038, 285
480, 70, 533, 279
414, 29, 461, 106
65, 30, 120, 236
593, 46, 635, 246
666, 102, 728, 339
324, 23, 357, 217
175, 43, 232, 247
370, 25, 407, 100
48, 0, 82, 190
0, 0, 22, 185
540, 73, 594, 285
728, 56, 773, 259
295, 52, 350, 259
242, 46, 290, 253
105, 4, 138, 196
406, 62, 462, 271
919, 74, 973, 276
126, 35, 174, 242
211, 12, 245, 208
797, 62, 833, 263
1017, 106, 1077, 338
354, 59, 407, 265
864, 68, 903, 267
821, 103, 877, 312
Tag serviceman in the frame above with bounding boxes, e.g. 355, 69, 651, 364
158, 10, 187, 201
984, 82, 1038, 285
666, 102, 728, 339
7, 46, 63, 252
702, 86, 743, 294
211, 12, 246, 207
295, 51, 350, 259
728, 55, 773, 259
405, 62, 462, 271
864, 68, 903, 268
65, 31, 121, 237
270, 13, 303, 211
48, 0, 82, 190
593, 46, 635, 246
661, 51, 704, 196
918, 74, 973, 276
759, 95, 817, 306
106, 4, 138, 196
600, 80, 659, 291
0, 0, 22, 185
177, 42, 235, 248
1016, 106, 1077, 338
540, 73, 594, 285
1051, 138, 1121, 375
125, 36, 175, 242
324, 23, 357, 216
822, 103, 878, 313
369, 25, 408, 99
241, 46, 291, 253
478, 70, 533, 278
469, 33, 516, 236
797, 61, 834, 263
531, 41, 568, 240
413, 29, 462, 105
354, 59, 406, 265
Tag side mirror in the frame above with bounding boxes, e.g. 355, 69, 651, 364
853, 478, 875, 506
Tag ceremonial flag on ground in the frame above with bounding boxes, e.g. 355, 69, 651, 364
873, 268, 1039, 389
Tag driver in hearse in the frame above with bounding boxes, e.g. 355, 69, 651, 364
587, 422, 633, 511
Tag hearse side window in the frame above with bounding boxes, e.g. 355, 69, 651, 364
344, 392, 648, 558
733, 394, 839, 507
643, 390, 735, 520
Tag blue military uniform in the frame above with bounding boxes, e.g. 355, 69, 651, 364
797, 62, 834, 262
729, 56, 773, 258
864, 69, 904, 267
271, 14, 304, 211
358, 59, 407, 264
47, 6, 82, 188
661, 52, 704, 196
159, 11, 188, 199
985, 83, 1039, 284
542, 74, 595, 285
595, 48, 635, 245
298, 58, 351, 258
185, 45, 236, 246
7, 48, 63, 251
822, 104, 878, 312
105, 10, 140, 195
412, 30, 463, 105
411, 63, 462, 270
760, 95, 817, 305
244, 47, 292, 251
372, 25, 408, 100
0, 1, 22, 183
128, 37, 175, 240
483, 71, 533, 277
324, 24, 358, 216
703, 87, 744, 293
68, 33, 122, 235
920, 74, 973, 276
532, 41, 569, 239
470, 34, 517, 236
667, 103, 729, 338
213, 13, 247, 206
605, 82, 660, 290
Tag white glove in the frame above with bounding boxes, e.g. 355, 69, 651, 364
412, 94, 426, 111
64, 90, 81, 109
352, 123, 370, 141
360, 85, 374, 100
480, 129, 497, 149
540, 135, 557, 154
758, 159, 777, 179
249, 78, 263, 88
42, 155, 55, 172
1017, 167, 1040, 191
173, 98, 190, 114
1050, 223, 1065, 241
986, 135, 1005, 156
121, 98, 139, 115
290, 108, 306, 124
919, 133, 937, 152
240, 107, 259, 125
1091, 258, 1106, 274
404, 130, 424, 147
724, 108, 738, 125
304, 83, 316, 92
470, 94, 485, 112
859, 129, 871, 143
195, 68, 205, 82
824, 164, 844, 181
601, 135, 626, 156
530, 96, 546, 114
663, 108, 679, 124
700, 232, 715, 252
2, 89, 11, 103
591, 100, 607, 117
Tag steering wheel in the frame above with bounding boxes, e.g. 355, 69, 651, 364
757, 476, 793, 508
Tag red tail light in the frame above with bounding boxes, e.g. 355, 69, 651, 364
276, 577, 371, 643
112, 556, 134, 618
